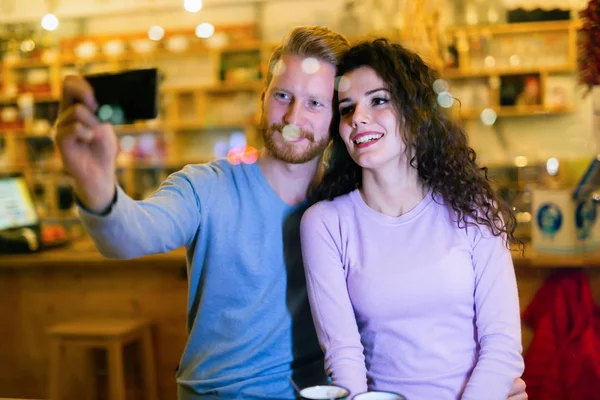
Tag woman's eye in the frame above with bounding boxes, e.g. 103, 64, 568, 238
372, 97, 389, 106
276, 92, 290, 100
310, 100, 323, 108
339, 106, 354, 116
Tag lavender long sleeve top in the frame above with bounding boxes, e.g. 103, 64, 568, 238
300, 189, 524, 400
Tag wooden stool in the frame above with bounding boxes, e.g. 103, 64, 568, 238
47, 318, 158, 400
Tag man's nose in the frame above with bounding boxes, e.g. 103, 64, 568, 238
283, 101, 305, 126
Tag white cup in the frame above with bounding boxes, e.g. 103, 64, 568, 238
352, 391, 406, 400
299, 384, 350, 399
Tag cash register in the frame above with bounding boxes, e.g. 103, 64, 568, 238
0, 174, 42, 254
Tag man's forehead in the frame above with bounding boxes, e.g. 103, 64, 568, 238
270, 54, 336, 99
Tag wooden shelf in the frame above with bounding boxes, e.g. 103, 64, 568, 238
447, 19, 581, 36
455, 105, 574, 119
0, 123, 164, 138
161, 80, 263, 94
2, 237, 598, 270
0, 93, 59, 104
167, 120, 255, 131
498, 105, 574, 117
442, 64, 576, 79
513, 245, 600, 269
113, 123, 164, 135
116, 159, 211, 170
204, 81, 263, 93
0, 24, 265, 219
8, 41, 263, 70
8, 59, 55, 69
1, 158, 211, 173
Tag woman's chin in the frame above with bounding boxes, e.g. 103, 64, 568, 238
353, 154, 382, 170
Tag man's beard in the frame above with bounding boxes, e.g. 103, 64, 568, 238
262, 123, 330, 164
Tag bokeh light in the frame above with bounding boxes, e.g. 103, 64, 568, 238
485, 56, 496, 68
227, 148, 244, 165
271, 59, 287, 76
437, 91, 454, 108
433, 79, 449, 94
120, 135, 136, 153
546, 157, 559, 176
213, 140, 229, 158
98, 105, 114, 121
196, 23, 215, 38
336, 76, 351, 92
229, 131, 247, 149
226, 146, 258, 165
184, 0, 202, 13
148, 26, 165, 41
301, 58, 320, 74
480, 108, 497, 126
41, 14, 59, 31
242, 146, 259, 164
282, 124, 301, 142
20, 40, 35, 53
514, 156, 528, 168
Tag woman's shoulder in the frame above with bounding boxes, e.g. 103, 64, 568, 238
303, 191, 355, 225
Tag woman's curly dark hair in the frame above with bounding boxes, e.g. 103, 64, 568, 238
310, 38, 521, 249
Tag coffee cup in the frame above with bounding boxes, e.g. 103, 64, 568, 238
352, 391, 406, 400
299, 384, 350, 400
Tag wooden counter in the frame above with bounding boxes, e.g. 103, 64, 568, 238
0, 239, 187, 269
1, 240, 600, 400
4, 236, 600, 269
0, 240, 189, 400
512, 246, 600, 269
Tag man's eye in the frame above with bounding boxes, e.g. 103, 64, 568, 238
310, 100, 323, 108
276, 92, 290, 100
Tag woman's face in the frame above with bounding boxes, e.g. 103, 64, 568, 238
337, 66, 406, 171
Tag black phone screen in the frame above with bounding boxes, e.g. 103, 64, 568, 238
85, 68, 159, 125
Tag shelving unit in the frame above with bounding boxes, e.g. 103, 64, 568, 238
0, 23, 270, 218
0, 18, 584, 221
441, 19, 581, 121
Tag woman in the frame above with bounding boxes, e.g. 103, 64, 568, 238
300, 39, 524, 400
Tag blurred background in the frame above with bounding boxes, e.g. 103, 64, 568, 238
0, 0, 598, 245
0, 0, 597, 240
1, 0, 600, 399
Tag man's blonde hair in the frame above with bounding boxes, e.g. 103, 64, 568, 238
265, 26, 350, 87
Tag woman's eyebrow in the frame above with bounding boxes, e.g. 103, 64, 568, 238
339, 87, 389, 104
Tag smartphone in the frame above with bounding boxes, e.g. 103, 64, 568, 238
85, 68, 159, 125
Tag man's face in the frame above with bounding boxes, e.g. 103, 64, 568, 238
261, 54, 336, 164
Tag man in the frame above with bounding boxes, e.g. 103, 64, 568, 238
54, 25, 527, 399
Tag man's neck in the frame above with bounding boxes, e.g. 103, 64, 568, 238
257, 149, 320, 206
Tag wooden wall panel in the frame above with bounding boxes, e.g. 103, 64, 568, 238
1, 257, 600, 399
0, 264, 188, 400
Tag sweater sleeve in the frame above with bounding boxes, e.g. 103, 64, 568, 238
461, 226, 525, 400
300, 203, 368, 397
77, 165, 205, 259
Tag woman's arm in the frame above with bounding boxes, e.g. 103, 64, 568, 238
300, 203, 368, 396
461, 227, 525, 400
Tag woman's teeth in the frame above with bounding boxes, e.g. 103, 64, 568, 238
354, 134, 383, 145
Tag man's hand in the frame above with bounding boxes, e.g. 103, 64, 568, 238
54, 75, 118, 213
507, 378, 527, 400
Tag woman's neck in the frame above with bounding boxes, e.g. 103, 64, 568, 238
360, 161, 428, 217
